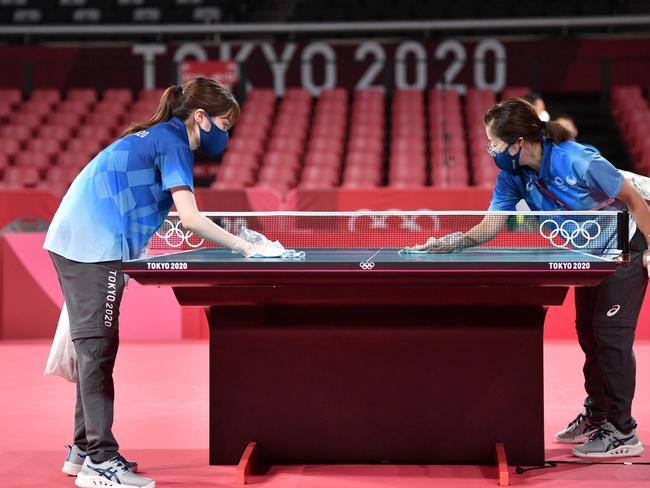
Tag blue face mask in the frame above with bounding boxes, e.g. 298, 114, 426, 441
492, 143, 522, 173
199, 113, 228, 156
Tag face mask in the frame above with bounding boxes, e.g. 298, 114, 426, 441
539, 110, 551, 122
199, 113, 228, 156
493, 143, 522, 173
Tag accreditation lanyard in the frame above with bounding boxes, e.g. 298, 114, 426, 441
530, 178, 573, 211
530, 177, 616, 212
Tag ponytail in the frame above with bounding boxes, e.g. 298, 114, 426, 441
540, 120, 571, 144
122, 85, 181, 136
121, 77, 240, 137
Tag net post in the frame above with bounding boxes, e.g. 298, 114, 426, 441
617, 211, 630, 260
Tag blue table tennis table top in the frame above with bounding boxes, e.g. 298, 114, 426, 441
123, 247, 620, 272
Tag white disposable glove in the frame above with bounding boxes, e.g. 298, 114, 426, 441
400, 232, 477, 254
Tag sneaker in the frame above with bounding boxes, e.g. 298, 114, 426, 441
572, 422, 644, 458
74, 454, 153, 488
555, 412, 602, 443
62, 444, 138, 476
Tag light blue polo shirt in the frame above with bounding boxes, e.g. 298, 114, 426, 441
489, 140, 625, 213
488, 139, 631, 250
44, 117, 194, 262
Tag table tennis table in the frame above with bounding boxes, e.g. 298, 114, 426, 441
124, 241, 621, 471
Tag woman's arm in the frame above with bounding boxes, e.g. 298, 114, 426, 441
616, 178, 650, 267
170, 187, 254, 256
409, 214, 508, 253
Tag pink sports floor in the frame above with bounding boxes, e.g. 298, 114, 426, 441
1, 340, 648, 488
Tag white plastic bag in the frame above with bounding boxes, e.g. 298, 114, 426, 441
44, 302, 77, 383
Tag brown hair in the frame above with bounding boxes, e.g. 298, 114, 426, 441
122, 77, 240, 137
484, 97, 571, 145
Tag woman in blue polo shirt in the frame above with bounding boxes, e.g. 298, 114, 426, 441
410, 98, 650, 458
45, 78, 262, 488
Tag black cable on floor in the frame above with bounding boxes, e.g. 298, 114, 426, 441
516, 460, 650, 474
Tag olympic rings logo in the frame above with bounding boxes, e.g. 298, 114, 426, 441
155, 219, 205, 248
539, 219, 601, 249
359, 261, 376, 270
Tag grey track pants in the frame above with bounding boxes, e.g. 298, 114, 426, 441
49, 251, 125, 462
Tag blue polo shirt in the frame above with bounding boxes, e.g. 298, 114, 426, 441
488, 139, 634, 250
489, 140, 625, 213
44, 117, 194, 262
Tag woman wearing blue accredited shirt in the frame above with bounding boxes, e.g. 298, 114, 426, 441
44, 78, 265, 488
408, 98, 650, 460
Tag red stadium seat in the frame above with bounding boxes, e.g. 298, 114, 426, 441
67, 138, 104, 155
300, 166, 339, 185
85, 112, 121, 128
94, 100, 128, 115
307, 137, 344, 155
0, 88, 22, 106
210, 179, 248, 190
66, 88, 98, 104
284, 88, 311, 101
130, 100, 158, 114
268, 137, 304, 154
227, 137, 265, 156
103, 88, 133, 104
297, 179, 337, 190
0, 124, 33, 142
27, 138, 61, 157
232, 123, 268, 140
3, 166, 40, 188
0, 138, 21, 159
221, 152, 259, 169
247, 89, 276, 102
262, 151, 301, 169
11, 112, 43, 128
38, 125, 72, 142
31, 88, 61, 104
14, 152, 51, 176
272, 124, 308, 141
20, 100, 55, 117
345, 151, 382, 168
0, 153, 8, 173
343, 165, 382, 184
258, 166, 298, 185
310, 125, 346, 140
348, 137, 383, 153
46, 166, 81, 186
75, 125, 113, 143
304, 151, 341, 168
138, 88, 165, 101
57, 151, 94, 169
0, 100, 13, 119
217, 165, 256, 185
48, 112, 83, 127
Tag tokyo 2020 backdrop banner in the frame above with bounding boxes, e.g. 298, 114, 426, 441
1, 37, 650, 94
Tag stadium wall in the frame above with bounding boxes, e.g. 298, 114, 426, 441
2, 38, 650, 93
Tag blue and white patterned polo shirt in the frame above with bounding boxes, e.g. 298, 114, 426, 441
44, 117, 194, 262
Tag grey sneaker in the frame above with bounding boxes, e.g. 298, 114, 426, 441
572, 422, 644, 458
74, 454, 154, 488
62, 444, 138, 476
555, 412, 602, 443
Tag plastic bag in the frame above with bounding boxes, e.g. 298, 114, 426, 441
44, 303, 77, 383
236, 226, 305, 258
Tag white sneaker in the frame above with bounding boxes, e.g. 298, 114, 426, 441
62, 444, 139, 476
75, 454, 154, 488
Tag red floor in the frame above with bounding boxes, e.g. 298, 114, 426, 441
1, 340, 649, 487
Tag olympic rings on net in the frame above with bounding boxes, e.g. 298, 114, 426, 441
539, 219, 601, 248
155, 219, 205, 248
359, 261, 376, 270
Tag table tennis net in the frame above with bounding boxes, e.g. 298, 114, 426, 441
145, 211, 626, 257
